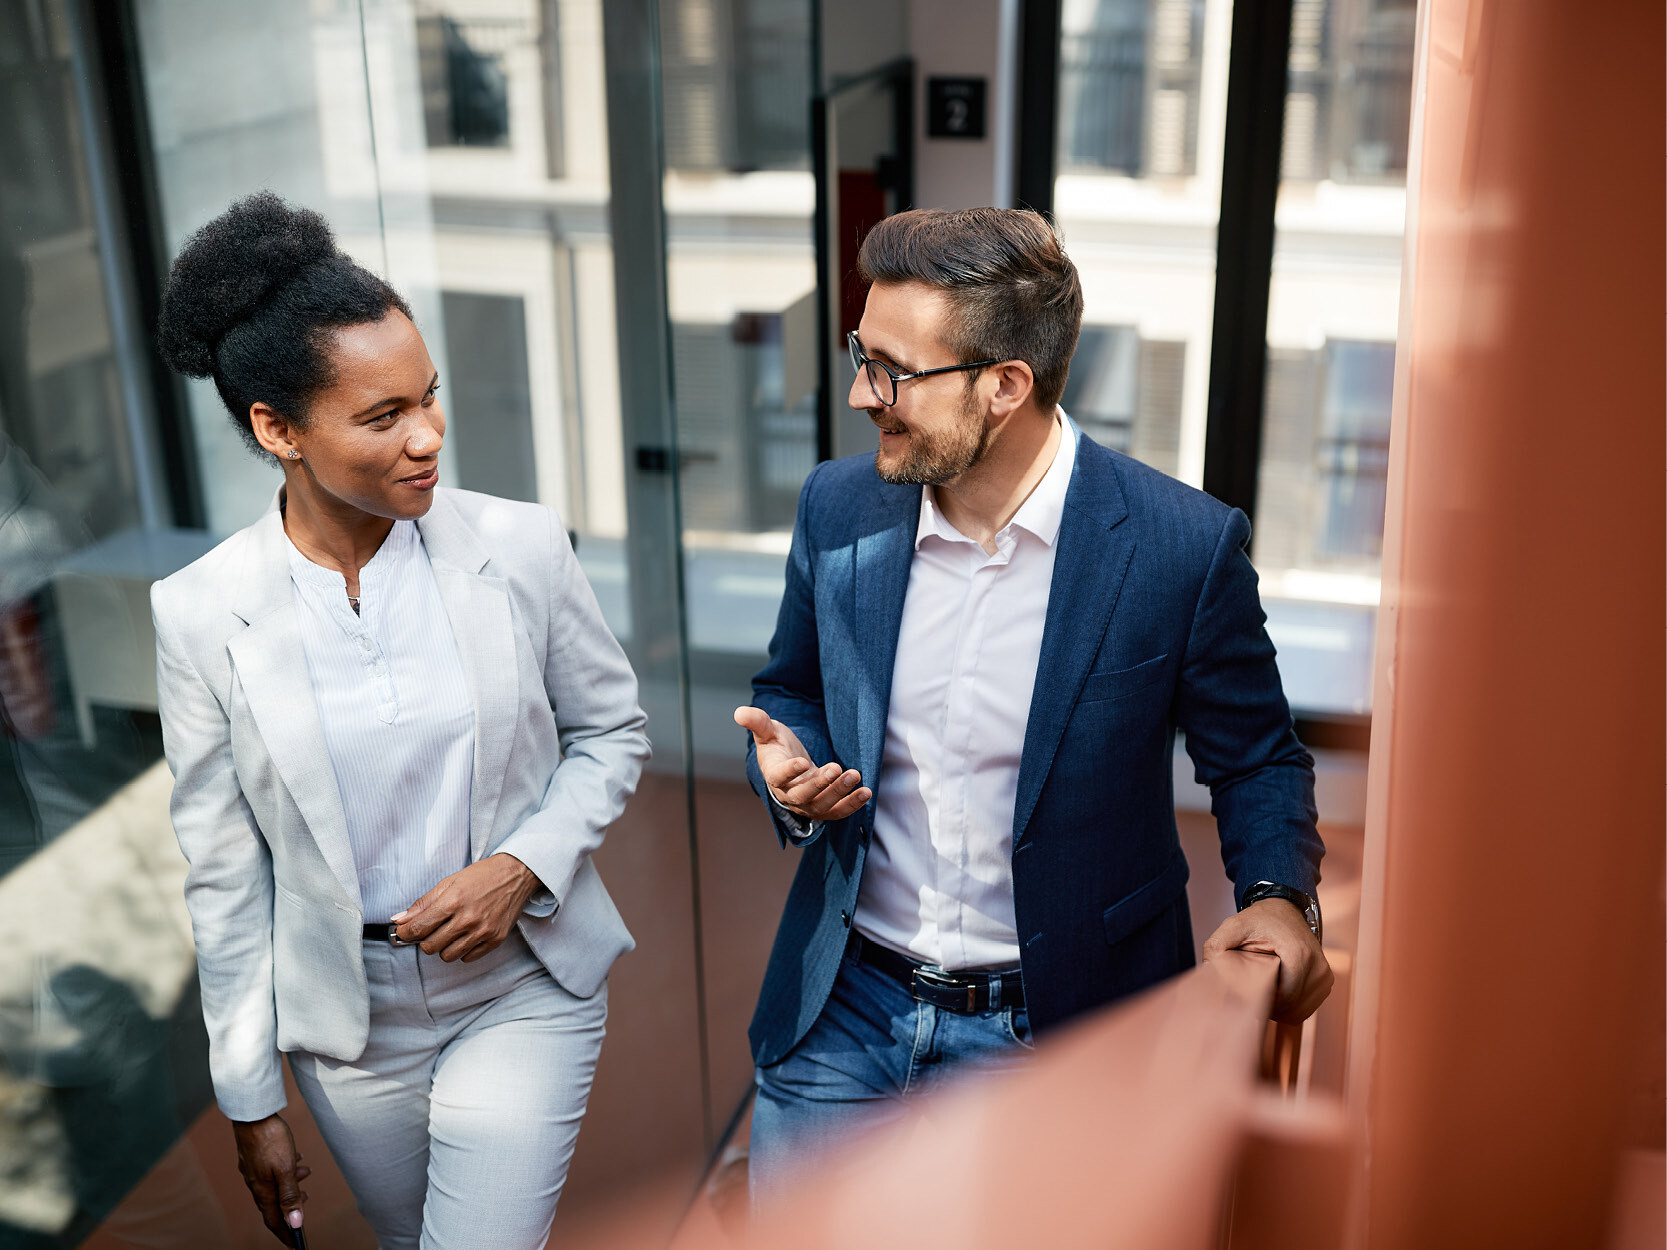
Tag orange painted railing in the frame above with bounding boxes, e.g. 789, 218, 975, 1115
562, 949, 1346, 1250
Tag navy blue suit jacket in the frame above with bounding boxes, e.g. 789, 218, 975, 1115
745, 426, 1323, 1067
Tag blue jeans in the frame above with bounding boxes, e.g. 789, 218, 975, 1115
749, 944, 1033, 1202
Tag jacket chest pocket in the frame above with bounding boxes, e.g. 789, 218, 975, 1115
1077, 652, 1168, 705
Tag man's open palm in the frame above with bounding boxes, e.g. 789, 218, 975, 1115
735, 706, 870, 823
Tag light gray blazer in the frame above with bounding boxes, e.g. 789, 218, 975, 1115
152, 487, 649, 1121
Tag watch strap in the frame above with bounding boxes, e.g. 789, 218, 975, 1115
1241, 880, 1322, 942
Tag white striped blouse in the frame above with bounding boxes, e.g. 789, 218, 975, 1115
286, 520, 475, 923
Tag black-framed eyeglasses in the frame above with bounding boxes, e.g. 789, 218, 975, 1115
847, 331, 1001, 407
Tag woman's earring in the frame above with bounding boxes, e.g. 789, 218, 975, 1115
286, 450, 299, 460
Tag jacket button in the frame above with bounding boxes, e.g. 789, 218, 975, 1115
840, 910, 851, 927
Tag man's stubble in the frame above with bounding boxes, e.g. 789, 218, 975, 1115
872, 384, 990, 486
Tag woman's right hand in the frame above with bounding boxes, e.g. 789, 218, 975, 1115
232, 1114, 311, 1245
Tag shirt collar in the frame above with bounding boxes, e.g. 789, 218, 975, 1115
915, 411, 1076, 550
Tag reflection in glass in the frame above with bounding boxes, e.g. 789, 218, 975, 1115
1060, 324, 1186, 478
1, 10, 201, 1242
418, 10, 513, 148
0, 1, 163, 867
1282, 0, 1415, 183
1058, 0, 1206, 178
1315, 340, 1393, 560
660, 0, 817, 684
441, 290, 539, 503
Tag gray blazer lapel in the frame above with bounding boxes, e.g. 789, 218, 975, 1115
852, 484, 921, 786
418, 494, 518, 860
1012, 433, 1135, 842
225, 511, 361, 910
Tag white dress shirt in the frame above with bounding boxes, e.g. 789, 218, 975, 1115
853, 417, 1076, 970
286, 520, 476, 923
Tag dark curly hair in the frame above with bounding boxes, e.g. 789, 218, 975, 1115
857, 207, 1083, 413
155, 191, 413, 456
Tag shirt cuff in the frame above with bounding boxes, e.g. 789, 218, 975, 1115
522, 888, 558, 919
217, 1073, 288, 1125
492, 851, 558, 918
767, 788, 822, 844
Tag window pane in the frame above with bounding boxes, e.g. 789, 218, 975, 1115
118, 0, 713, 1234
136, 0, 399, 536
660, 0, 818, 677
0, 2, 195, 1240
417, 10, 513, 148
1054, 0, 1227, 486
1255, 0, 1414, 715
0, 4, 163, 863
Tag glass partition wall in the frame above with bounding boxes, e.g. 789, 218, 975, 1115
0, 0, 811, 1243
0, 0, 1413, 1241
658, 0, 818, 1124
0, 3, 201, 1244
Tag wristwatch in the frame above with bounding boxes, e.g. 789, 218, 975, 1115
1241, 880, 1322, 942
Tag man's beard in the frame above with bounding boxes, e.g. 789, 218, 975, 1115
872, 391, 990, 485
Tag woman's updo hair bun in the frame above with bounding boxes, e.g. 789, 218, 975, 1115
155, 191, 413, 455
156, 192, 335, 377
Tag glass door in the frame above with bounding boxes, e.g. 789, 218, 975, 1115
0, 0, 847, 1239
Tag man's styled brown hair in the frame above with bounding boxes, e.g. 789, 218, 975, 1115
856, 207, 1084, 412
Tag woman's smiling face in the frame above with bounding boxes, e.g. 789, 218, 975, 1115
261, 311, 446, 521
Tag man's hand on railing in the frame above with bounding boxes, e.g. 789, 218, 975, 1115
1201, 898, 1333, 1024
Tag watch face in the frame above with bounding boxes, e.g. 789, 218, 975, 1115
1302, 899, 1323, 943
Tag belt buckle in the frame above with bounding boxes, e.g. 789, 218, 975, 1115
388, 924, 415, 949
909, 967, 938, 1006
911, 967, 979, 1014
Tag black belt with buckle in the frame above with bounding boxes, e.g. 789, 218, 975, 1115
847, 932, 1024, 1014
363, 923, 417, 947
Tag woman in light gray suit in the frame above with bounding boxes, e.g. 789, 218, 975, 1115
151, 194, 649, 1249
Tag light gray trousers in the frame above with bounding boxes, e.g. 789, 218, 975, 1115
288, 929, 606, 1250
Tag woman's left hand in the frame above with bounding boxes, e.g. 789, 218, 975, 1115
392, 854, 544, 962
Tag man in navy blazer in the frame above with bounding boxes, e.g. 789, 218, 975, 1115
736, 208, 1330, 1193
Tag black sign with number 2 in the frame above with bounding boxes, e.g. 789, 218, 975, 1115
927, 77, 987, 139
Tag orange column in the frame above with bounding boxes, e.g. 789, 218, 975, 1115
1348, 1, 1665, 1246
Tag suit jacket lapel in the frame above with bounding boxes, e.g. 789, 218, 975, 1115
1012, 432, 1135, 842
225, 508, 362, 910
417, 492, 518, 860
852, 482, 922, 787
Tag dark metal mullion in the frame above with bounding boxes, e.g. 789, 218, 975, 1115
1205, 3, 1370, 743
810, 0, 832, 461
1014, 0, 1061, 214
83, 0, 203, 529
1201, 0, 1294, 519
811, 91, 833, 463
891, 58, 914, 212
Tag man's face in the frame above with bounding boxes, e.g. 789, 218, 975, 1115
850, 282, 989, 486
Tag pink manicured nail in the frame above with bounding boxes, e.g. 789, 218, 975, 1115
391, 911, 408, 922
287, 1210, 303, 1229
